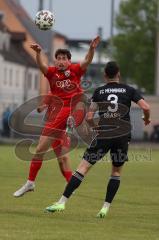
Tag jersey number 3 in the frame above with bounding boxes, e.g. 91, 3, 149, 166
107, 94, 118, 112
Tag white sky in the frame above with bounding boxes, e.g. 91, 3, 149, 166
20, 0, 121, 39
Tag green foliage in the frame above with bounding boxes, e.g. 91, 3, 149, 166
113, 0, 158, 93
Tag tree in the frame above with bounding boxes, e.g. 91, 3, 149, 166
113, 0, 158, 93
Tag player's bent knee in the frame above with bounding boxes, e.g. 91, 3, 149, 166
77, 159, 92, 175
57, 156, 68, 165
36, 145, 48, 154
112, 161, 125, 167
112, 165, 123, 176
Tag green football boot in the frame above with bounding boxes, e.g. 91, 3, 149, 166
96, 207, 109, 218
45, 202, 65, 213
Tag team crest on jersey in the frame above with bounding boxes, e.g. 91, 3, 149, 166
64, 70, 71, 77
55, 73, 60, 78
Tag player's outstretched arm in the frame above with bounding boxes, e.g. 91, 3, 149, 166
80, 36, 100, 71
137, 99, 151, 125
30, 44, 48, 75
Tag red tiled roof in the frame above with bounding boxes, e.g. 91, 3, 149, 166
0, 0, 48, 63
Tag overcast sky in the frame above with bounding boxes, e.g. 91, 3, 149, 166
20, 0, 121, 39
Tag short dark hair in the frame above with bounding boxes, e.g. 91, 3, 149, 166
55, 49, 72, 60
104, 61, 119, 78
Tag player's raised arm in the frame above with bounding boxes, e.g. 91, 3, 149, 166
30, 44, 48, 75
137, 99, 151, 126
80, 36, 100, 71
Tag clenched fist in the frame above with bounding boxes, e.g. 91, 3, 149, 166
30, 44, 42, 53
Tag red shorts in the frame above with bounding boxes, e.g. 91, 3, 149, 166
42, 106, 71, 136
51, 132, 71, 156
41, 106, 70, 155
41, 96, 85, 154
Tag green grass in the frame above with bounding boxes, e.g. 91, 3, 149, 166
0, 145, 159, 240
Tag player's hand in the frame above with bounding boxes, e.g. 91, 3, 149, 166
142, 116, 151, 126
67, 116, 75, 129
37, 104, 48, 113
30, 43, 42, 53
90, 36, 100, 49
82, 123, 90, 136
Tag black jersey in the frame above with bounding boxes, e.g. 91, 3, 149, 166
92, 82, 143, 122
83, 82, 144, 165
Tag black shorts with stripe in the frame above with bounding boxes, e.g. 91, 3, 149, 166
83, 135, 130, 167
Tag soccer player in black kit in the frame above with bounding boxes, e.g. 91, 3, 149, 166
45, 61, 151, 218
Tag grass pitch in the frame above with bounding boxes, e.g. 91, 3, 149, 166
0, 145, 159, 240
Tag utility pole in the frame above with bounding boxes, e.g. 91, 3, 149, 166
48, 0, 54, 64
49, 0, 53, 11
97, 27, 103, 64
110, 0, 115, 56
39, 0, 44, 11
97, 27, 103, 84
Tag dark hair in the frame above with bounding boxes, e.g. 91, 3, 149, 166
104, 61, 119, 78
55, 49, 72, 60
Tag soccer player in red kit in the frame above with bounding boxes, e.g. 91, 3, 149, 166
13, 36, 100, 197
36, 92, 73, 185
36, 91, 85, 184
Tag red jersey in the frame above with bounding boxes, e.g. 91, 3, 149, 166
44, 63, 85, 106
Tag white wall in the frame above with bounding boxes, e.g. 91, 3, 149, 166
0, 60, 25, 111
0, 31, 10, 51
26, 68, 40, 100
0, 58, 40, 115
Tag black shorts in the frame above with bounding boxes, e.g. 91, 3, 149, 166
83, 136, 130, 167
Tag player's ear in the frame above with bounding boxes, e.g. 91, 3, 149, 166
104, 74, 108, 81
117, 72, 120, 79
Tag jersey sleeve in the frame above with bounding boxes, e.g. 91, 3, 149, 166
72, 63, 86, 77
131, 88, 144, 103
44, 66, 56, 80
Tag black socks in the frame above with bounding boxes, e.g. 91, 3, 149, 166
63, 171, 84, 198
105, 176, 120, 203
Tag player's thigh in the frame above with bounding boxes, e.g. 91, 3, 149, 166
52, 134, 70, 157
110, 138, 129, 167
36, 135, 52, 153
83, 138, 110, 165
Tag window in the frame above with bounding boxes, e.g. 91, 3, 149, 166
28, 73, 32, 89
16, 70, 19, 87
3, 67, 7, 85
9, 69, 13, 86
34, 74, 39, 90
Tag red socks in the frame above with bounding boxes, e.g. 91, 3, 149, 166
61, 170, 72, 183
28, 159, 72, 183
28, 159, 43, 181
